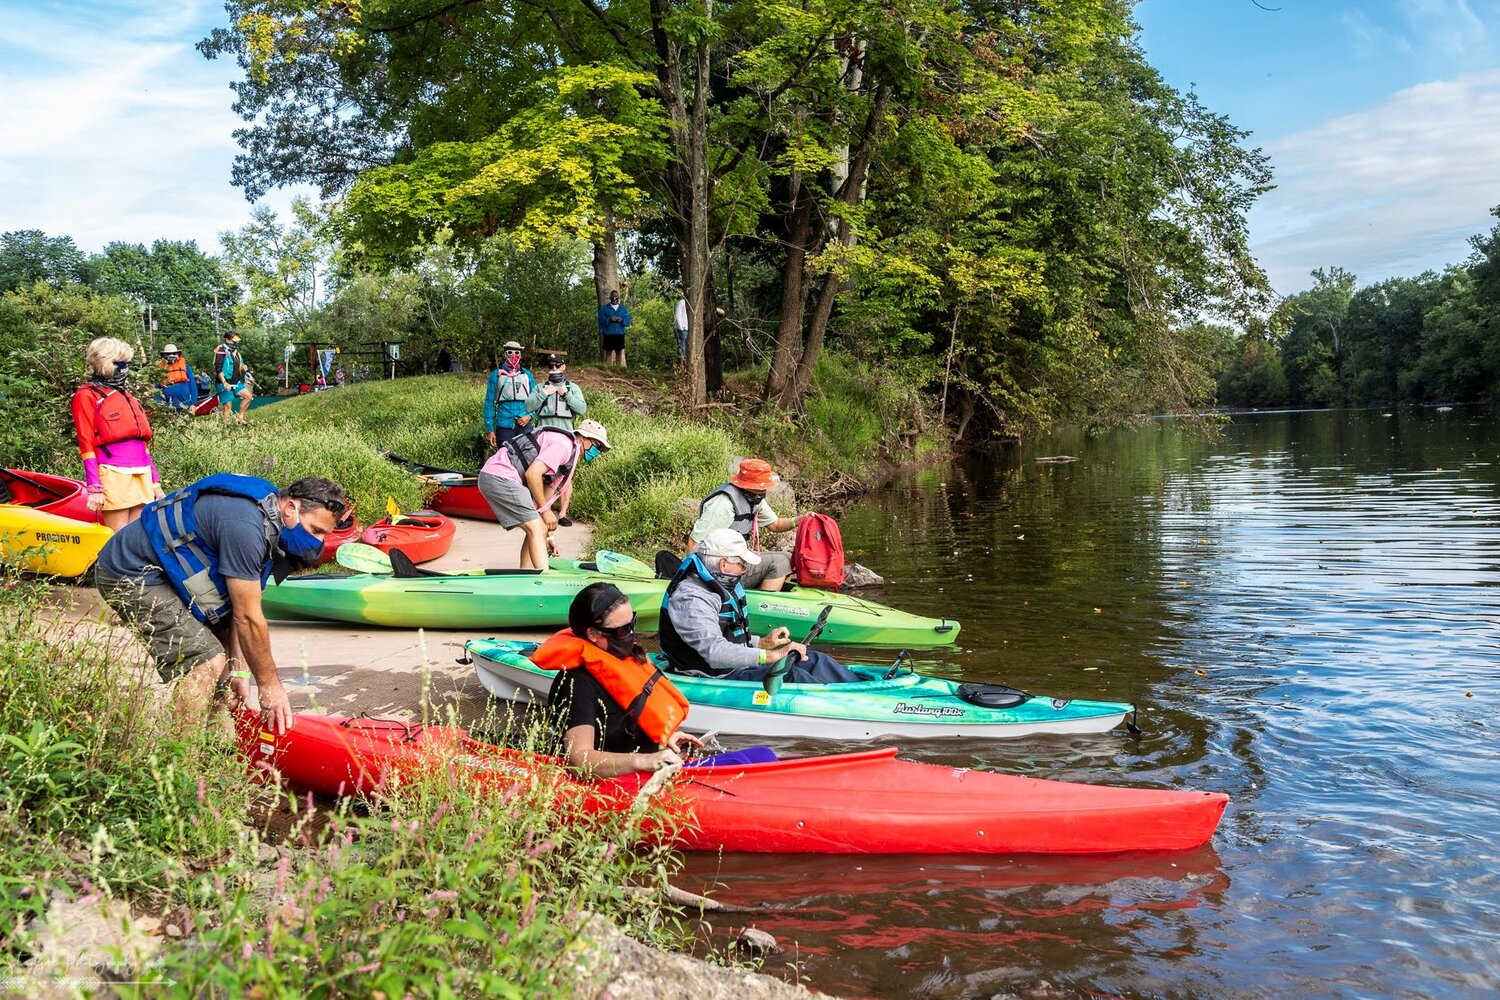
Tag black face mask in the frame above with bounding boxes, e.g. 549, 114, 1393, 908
548, 370, 566, 384
603, 631, 636, 658
741, 492, 766, 505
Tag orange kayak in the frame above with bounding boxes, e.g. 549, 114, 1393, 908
359, 510, 456, 565
238, 712, 1229, 855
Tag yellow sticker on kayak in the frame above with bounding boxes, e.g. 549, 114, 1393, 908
260, 731, 276, 742
753, 690, 770, 705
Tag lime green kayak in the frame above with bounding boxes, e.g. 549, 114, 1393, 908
261, 569, 669, 629
550, 551, 961, 648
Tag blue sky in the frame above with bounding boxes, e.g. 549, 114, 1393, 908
2, 1, 1499, 299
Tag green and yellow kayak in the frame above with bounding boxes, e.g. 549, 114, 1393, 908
550, 551, 961, 648
262, 551, 960, 646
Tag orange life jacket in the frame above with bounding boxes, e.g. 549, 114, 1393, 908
81, 384, 153, 447
159, 356, 190, 385
529, 630, 689, 746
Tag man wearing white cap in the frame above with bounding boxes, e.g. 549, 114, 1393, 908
658, 528, 860, 683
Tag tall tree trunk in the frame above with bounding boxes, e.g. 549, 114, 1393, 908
650, 0, 708, 408
704, 266, 723, 394
780, 85, 892, 406
591, 204, 619, 305
764, 178, 814, 400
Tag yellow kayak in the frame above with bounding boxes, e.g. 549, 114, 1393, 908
0, 504, 113, 577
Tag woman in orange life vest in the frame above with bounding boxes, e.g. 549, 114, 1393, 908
530, 582, 701, 778
70, 337, 164, 530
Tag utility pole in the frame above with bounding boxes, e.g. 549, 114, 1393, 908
213, 291, 221, 339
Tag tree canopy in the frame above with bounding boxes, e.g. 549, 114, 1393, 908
200, 0, 1272, 434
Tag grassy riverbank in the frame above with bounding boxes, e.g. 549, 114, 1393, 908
143, 355, 939, 552
0, 575, 694, 992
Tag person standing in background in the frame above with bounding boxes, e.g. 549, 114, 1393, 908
673, 296, 689, 366
596, 288, 631, 368
156, 344, 195, 410
484, 340, 535, 450
71, 337, 164, 530
526, 351, 587, 526
213, 331, 251, 425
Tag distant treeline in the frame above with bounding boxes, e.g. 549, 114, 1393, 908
1211, 208, 1500, 408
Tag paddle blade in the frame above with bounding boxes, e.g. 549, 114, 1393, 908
762, 650, 797, 697
595, 550, 658, 580
386, 495, 411, 524
336, 541, 394, 575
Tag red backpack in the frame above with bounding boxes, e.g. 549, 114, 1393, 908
791, 512, 845, 590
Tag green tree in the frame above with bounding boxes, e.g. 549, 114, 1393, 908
0, 231, 88, 292
89, 240, 239, 365
1276, 267, 1356, 406
219, 198, 328, 331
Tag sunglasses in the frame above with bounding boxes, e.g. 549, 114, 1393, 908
548, 362, 566, 369
592, 613, 637, 640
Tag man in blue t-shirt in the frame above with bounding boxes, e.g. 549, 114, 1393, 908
96, 475, 349, 734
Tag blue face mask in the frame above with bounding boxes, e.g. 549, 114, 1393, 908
583, 445, 601, 463
279, 518, 325, 563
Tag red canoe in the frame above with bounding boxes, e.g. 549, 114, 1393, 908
191, 394, 218, 416
0, 468, 99, 523
383, 454, 495, 521
238, 712, 1229, 855
360, 510, 456, 564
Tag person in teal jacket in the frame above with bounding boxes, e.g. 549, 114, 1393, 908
483, 341, 535, 449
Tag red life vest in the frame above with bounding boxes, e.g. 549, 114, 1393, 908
791, 511, 845, 590
81, 384, 153, 448
528, 630, 689, 746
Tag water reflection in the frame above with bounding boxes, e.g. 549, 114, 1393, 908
710, 407, 1500, 998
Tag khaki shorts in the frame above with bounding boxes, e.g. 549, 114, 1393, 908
477, 471, 539, 530
99, 576, 225, 682
98, 466, 155, 511
743, 550, 792, 590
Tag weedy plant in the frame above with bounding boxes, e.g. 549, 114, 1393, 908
1, 574, 695, 996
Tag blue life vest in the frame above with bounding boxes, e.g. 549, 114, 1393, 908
658, 552, 751, 675
140, 474, 281, 626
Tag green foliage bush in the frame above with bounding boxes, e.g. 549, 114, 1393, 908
0, 574, 689, 989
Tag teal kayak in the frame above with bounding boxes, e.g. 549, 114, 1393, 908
466, 638, 1133, 740
551, 551, 961, 648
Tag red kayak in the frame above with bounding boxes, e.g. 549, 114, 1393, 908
383, 454, 494, 521
0, 468, 98, 523
238, 712, 1228, 855
359, 510, 456, 564
191, 394, 218, 416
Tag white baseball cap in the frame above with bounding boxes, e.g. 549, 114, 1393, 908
697, 527, 761, 565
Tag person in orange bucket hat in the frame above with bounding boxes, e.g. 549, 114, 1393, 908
688, 457, 805, 592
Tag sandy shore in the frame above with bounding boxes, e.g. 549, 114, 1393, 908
55, 516, 598, 726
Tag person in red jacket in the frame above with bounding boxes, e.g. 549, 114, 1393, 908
70, 337, 164, 530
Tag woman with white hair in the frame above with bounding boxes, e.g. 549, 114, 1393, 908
70, 336, 164, 530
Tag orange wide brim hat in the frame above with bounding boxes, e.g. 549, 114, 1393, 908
729, 458, 778, 492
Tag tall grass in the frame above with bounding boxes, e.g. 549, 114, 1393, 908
0, 573, 692, 991
194, 373, 743, 553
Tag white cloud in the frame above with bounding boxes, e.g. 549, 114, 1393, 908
0, 1, 314, 256
1253, 68, 1500, 294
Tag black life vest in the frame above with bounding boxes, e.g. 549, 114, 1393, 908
503, 426, 577, 489
658, 552, 751, 675
701, 483, 760, 549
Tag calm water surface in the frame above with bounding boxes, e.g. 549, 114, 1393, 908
680, 407, 1500, 999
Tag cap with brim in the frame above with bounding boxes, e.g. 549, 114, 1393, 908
575, 419, 611, 452
698, 527, 761, 565
502, 341, 523, 351
540, 350, 567, 365
161, 344, 180, 355
729, 458, 778, 492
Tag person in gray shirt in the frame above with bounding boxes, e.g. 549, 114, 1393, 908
658, 528, 859, 683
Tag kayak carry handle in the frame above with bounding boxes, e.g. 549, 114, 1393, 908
934, 620, 955, 634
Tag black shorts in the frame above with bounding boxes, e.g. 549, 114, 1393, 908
601, 333, 626, 352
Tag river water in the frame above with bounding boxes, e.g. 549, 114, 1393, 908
680, 407, 1500, 999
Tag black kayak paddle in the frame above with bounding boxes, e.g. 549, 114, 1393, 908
762, 604, 832, 696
